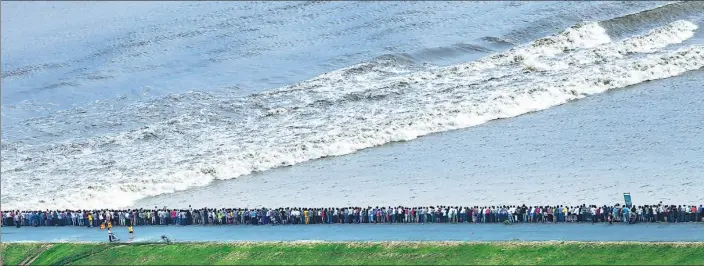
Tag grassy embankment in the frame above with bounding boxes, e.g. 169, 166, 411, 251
1, 242, 703, 265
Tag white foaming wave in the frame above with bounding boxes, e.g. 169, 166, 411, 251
256, 21, 614, 114
620, 20, 698, 53
470, 21, 612, 72
2, 21, 703, 210
265, 21, 612, 98
519, 21, 612, 57
522, 20, 699, 71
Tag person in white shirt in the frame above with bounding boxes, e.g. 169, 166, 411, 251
443, 207, 449, 223
685, 206, 692, 222
658, 206, 665, 222
508, 207, 515, 223
446, 207, 452, 223
398, 207, 403, 223
440, 207, 446, 223
404, 208, 410, 223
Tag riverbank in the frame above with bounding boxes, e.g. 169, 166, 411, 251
2, 242, 703, 265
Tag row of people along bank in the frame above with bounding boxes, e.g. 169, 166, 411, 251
3, 204, 703, 227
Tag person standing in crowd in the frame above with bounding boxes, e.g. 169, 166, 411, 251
5, 202, 704, 230
14, 212, 21, 228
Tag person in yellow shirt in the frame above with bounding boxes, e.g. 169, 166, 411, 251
304, 209, 309, 224
128, 225, 134, 239
88, 213, 93, 228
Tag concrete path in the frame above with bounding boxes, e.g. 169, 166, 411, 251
2, 223, 703, 243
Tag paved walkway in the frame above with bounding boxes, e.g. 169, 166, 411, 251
2, 223, 704, 243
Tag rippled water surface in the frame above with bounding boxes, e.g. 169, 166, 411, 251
2, 1, 703, 210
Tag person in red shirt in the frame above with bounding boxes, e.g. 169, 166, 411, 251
321, 208, 327, 224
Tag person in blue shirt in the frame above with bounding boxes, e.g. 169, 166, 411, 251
31, 212, 38, 227
249, 210, 258, 225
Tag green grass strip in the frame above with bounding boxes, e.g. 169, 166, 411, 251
2, 242, 703, 265
0, 243, 46, 266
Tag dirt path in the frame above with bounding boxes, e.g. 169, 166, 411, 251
18, 244, 52, 266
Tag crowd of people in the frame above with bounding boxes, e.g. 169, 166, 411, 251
2, 204, 703, 228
